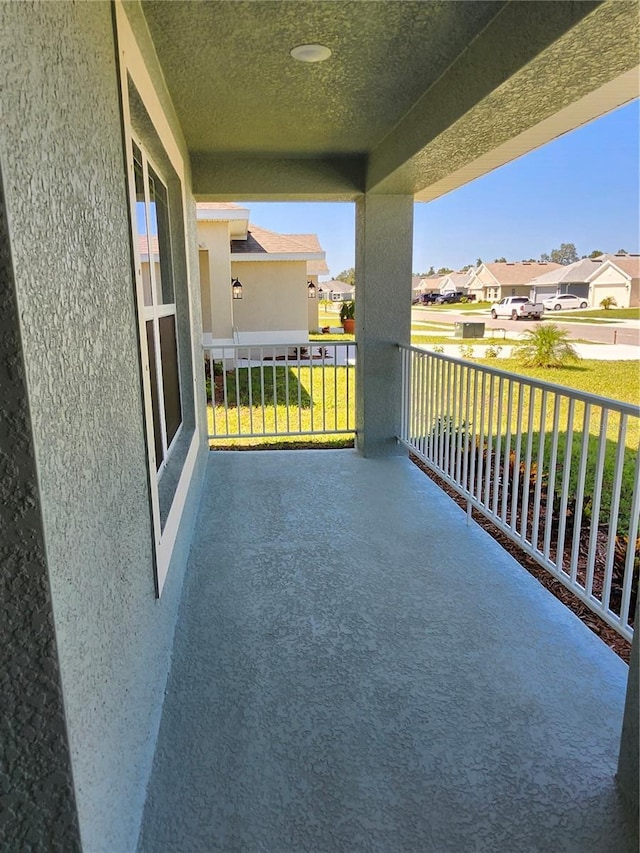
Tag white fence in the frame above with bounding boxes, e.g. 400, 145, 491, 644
204, 341, 356, 440
399, 345, 639, 641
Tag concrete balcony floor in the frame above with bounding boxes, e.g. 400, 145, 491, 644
139, 450, 636, 852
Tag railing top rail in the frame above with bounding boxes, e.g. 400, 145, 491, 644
399, 343, 640, 419
203, 341, 356, 350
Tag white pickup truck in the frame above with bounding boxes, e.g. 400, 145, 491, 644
490, 296, 544, 321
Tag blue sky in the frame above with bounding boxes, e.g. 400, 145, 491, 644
242, 99, 639, 278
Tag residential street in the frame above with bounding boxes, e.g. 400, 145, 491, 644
412, 307, 640, 347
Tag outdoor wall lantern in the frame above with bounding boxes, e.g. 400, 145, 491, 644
307, 281, 317, 298
232, 277, 243, 299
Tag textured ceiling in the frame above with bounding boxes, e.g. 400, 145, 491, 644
141, 0, 505, 156
138, 1, 639, 200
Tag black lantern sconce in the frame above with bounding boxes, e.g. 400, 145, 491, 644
307, 280, 317, 299
231, 277, 243, 299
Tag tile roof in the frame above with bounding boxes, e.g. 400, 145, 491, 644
530, 254, 640, 285
318, 279, 355, 293
308, 258, 330, 275
231, 225, 324, 256
483, 261, 562, 285
604, 254, 640, 279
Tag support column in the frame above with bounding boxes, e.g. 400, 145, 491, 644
355, 194, 414, 456
617, 597, 639, 811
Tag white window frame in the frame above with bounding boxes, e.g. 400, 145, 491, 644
131, 136, 184, 477
116, 3, 200, 596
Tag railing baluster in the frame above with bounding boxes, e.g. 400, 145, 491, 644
556, 398, 575, 576
531, 390, 547, 552
501, 379, 514, 525
393, 345, 637, 641
569, 404, 592, 588
509, 382, 524, 536
491, 376, 504, 518
585, 409, 608, 600
543, 393, 561, 562
520, 386, 536, 545
603, 414, 627, 613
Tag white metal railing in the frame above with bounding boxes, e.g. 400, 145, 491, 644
399, 345, 639, 641
204, 341, 356, 440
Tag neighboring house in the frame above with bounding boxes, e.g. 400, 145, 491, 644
439, 270, 474, 295
528, 253, 640, 307
418, 274, 445, 296
318, 279, 355, 302
197, 203, 327, 344
586, 253, 640, 308
468, 261, 562, 302
2, 3, 636, 851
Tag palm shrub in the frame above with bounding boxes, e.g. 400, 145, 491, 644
339, 300, 355, 322
516, 323, 580, 368
600, 296, 617, 310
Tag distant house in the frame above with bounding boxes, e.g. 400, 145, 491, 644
318, 279, 355, 302
468, 261, 562, 302
587, 254, 640, 308
417, 274, 445, 297
528, 253, 640, 307
439, 270, 474, 295
196, 203, 327, 345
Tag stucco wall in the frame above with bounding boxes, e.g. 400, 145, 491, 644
230, 259, 308, 336
0, 3, 206, 851
199, 220, 234, 339
0, 165, 81, 851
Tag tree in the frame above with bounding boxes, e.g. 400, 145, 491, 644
426, 265, 435, 276
336, 267, 355, 286
517, 324, 580, 368
494, 256, 507, 263
588, 249, 604, 258
540, 252, 551, 262
549, 243, 579, 265
437, 266, 453, 276
475, 258, 483, 267
600, 296, 617, 310
617, 249, 628, 255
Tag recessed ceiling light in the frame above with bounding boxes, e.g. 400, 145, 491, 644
290, 44, 332, 63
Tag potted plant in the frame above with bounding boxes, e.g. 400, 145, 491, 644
340, 300, 355, 334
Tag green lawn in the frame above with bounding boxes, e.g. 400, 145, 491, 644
568, 307, 640, 320
208, 363, 356, 447
414, 358, 640, 538
414, 301, 491, 312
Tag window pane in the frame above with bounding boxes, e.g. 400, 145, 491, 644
159, 315, 182, 447
133, 148, 153, 307
146, 321, 163, 470
148, 168, 175, 305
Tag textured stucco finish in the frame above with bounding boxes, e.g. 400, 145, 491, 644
356, 195, 414, 456
140, 451, 636, 852
139, 1, 637, 202
0, 3, 206, 850
0, 172, 81, 850
230, 260, 309, 336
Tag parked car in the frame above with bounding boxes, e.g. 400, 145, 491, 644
490, 296, 544, 320
434, 291, 464, 304
421, 292, 440, 304
543, 293, 588, 311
